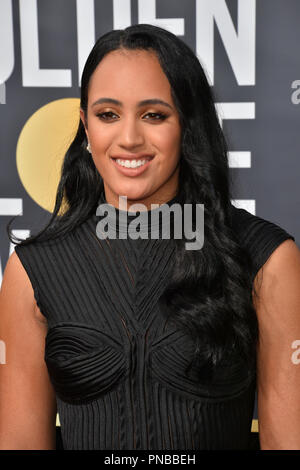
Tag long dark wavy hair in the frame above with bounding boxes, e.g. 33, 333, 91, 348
8, 24, 259, 382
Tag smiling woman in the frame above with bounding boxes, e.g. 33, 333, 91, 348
79, 48, 182, 209
1, 24, 299, 451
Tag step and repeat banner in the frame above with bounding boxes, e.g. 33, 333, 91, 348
0, 0, 299, 429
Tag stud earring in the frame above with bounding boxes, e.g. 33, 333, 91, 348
86, 142, 91, 153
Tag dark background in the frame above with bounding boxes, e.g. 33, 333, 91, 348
1, 0, 299, 443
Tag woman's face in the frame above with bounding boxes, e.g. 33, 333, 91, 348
80, 49, 182, 210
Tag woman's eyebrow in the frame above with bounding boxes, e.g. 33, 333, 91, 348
91, 97, 173, 110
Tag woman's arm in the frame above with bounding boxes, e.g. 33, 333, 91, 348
253, 239, 300, 450
0, 251, 57, 450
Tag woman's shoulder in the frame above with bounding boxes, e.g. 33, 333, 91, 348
14, 226, 72, 259
13, 216, 92, 282
230, 203, 296, 278
14, 215, 92, 254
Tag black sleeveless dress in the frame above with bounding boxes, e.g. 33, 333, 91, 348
14, 192, 295, 450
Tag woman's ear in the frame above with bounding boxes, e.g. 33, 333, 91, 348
80, 108, 88, 139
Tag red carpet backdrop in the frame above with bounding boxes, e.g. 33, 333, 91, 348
0, 0, 300, 432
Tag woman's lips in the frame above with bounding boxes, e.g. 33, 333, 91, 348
110, 156, 154, 177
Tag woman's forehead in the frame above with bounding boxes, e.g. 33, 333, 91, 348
87, 49, 172, 100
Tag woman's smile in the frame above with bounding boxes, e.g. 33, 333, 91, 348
110, 154, 155, 177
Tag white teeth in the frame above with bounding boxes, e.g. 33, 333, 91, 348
115, 159, 148, 168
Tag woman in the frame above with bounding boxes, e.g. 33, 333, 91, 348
1, 24, 300, 450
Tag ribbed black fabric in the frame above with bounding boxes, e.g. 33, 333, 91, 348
14, 194, 295, 450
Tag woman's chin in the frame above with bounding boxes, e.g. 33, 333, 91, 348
109, 187, 152, 204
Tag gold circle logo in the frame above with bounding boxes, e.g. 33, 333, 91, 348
16, 98, 80, 213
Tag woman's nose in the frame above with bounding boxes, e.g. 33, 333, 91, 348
117, 117, 145, 148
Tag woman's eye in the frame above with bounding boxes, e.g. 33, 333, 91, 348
144, 112, 166, 121
96, 111, 167, 122
97, 111, 118, 121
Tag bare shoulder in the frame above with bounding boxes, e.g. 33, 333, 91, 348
253, 237, 300, 345
1, 250, 33, 300
1, 250, 47, 327
0, 251, 56, 449
262, 238, 300, 270
253, 239, 300, 298
253, 239, 300, 449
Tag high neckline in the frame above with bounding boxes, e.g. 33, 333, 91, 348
96, 190, 181, 236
